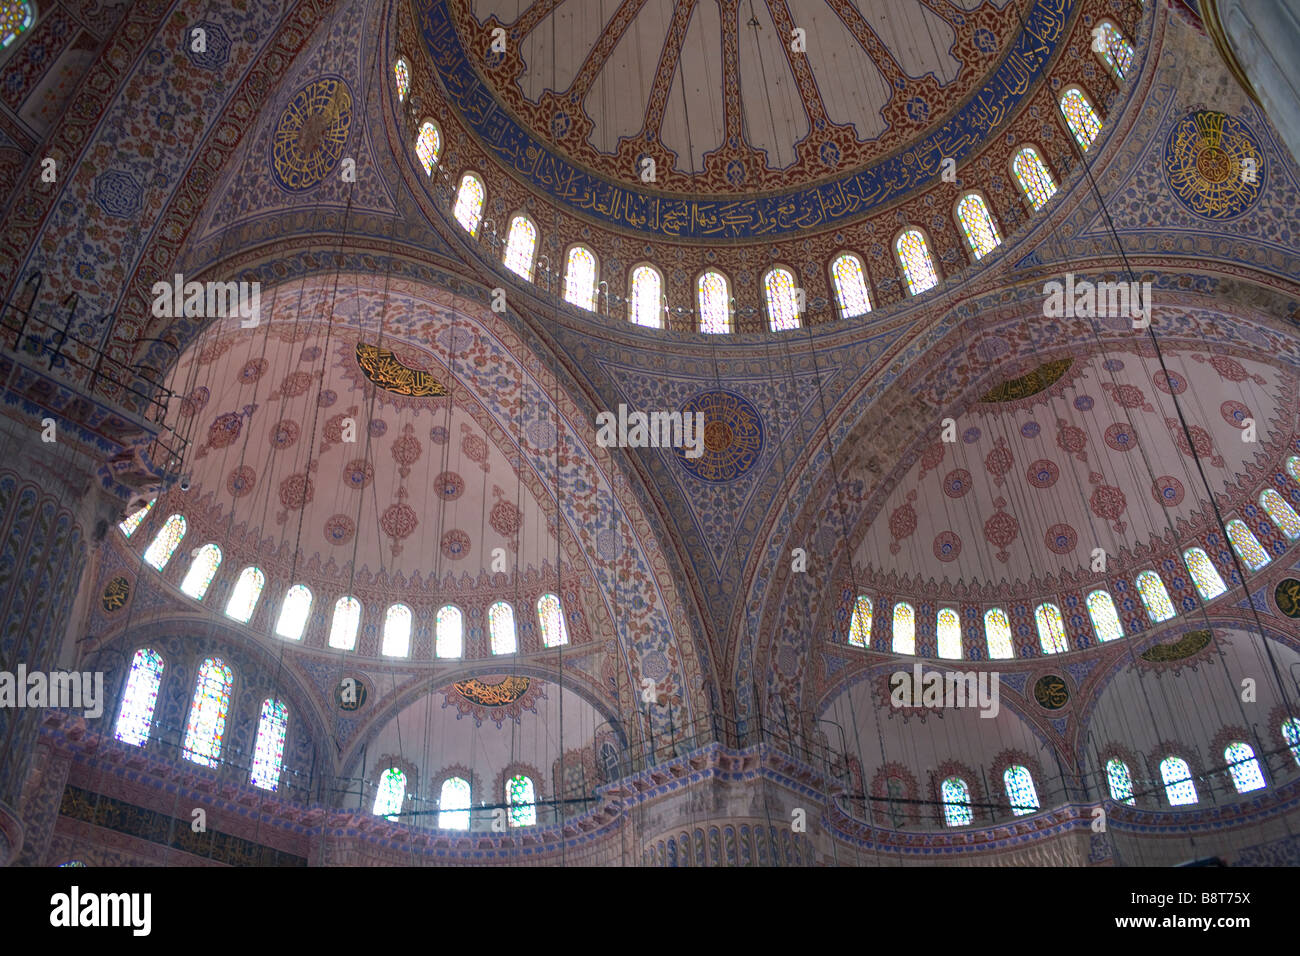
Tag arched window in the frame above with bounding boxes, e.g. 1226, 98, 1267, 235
225, 566, 265, 623
1224, 742, 1266, 793
275, 584, 313, 640
489, 600, 517, 654
57, 861, 86, 867
453, 173, 485, 236
439, 776, 471, 830
985, 608, 1014, 659
891, 602, 915, 654
564, 246, 598, 311
1086, 589, 1124, 642
393, 58, 410, 102
1134, 570, 1176, 623
382, 603, 412, 657
1011, 146, 1057, 211
763, 267, 801, 331
1260, 488, 1300, 540
1183, 548, 1227, 601
118, 499, 154, 537
941, 777, 972, 827
537, 592, 569, 647
1, 2, 33, 50
1160, 756, 1198, 805
436, 604, 463, 658
143, 513, 186, 570
1283, 717, 1300, 766
848, 595, 873, 648
250, 699, 288, 791
182, 658, 233, 768
1106, 758, 1136, 805
830, 252, 872, 318
697, 270, 731, 333
955, 193, 1001, 260
628, 265, 663, 328
503, 214, 537, 280
1034, 603, 1069, 654
329, 596, 361, 650
895, 229, 938, 295
373, 767, 406, 820
180, 543, 222, 599
1288, 455, 1300, 486
936, 607, 962, 659
1003, 765, 1040, 816
1225, 518, 1270, 571
415, 121, 441, 175
507, 773, 537, 826
1060, 87, 1102, 151
1093, 20, 1134, 81
114, 648, 164, 747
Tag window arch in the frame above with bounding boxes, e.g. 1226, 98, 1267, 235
415, 120, 441, 175
182, 657, 233, 768
537, 592, 569, 647
1160, 756, 1198, 805
1225, 518, 1270, 571
1283, 717, 1300, 767
180, 543, 222, 599
225, 566, 265, 623
697, 270, 731, 333
985, 608, 1014, 659
453, 172, 485, 236
1034, 603, 1069, 654
275, 584, 313, 640
374, 767, 406, 820
830, 252, 872, 319
941, 777, 972, 827
1011, 146, 1058, 211
439, 776, 471, 830
955, 192, 1001, 260
143, 513, 186, 570
114, 648, 164, 747
848, 595, 873, 648
763, 266, 802, 331
488, 600, 517, 654
628, 264, 663, 328
1059, 87, 1102, 151
564, 245, 598, 311
329, 596, 361, 650
1224, 742, 1266, 793
936, 607, 962, 659
1134, 570, 1176, 623
506, 773, 537, 826
895, 229, 939, 295
118, 499, 154, 537
1288, 455, 1300, 486
1086, 589, 1124, 642
503, 214, 538, 280
1183, 548, 1227, 601
1093, 20, 1134, 81
436, 604, 463, 658
891, 602, 915, 655
1106, 758, 1136, 805
382, 603, 412, 657
1003, 765, 1040, 816
250, 699, 288, 791
393, 57, 410, 102
1260, 488, 1300, 540
1, 2, 33, 50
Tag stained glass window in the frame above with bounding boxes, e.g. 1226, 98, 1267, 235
439, 776, 471, 830
985, 608, 1014, 659
507, 773, 536, 826
1160, 756, 1197, 805
180, 543, 222, 600
1224, 742, 1266, 793
1012, 147, 1057, 211
489, 600, 517, 654
114, 648, 164, 747
182, 658, 233, 768
895, 229, 938, 295
1134, 570, 1176, 623
503, 215, 537, 280
1225, 518, 1270, 571
891, 602, 915, 654
393, 58, 410, 102
374, 767, 406, 820
1060, 88, 1102, 151
831, 253, 872, 318
937, 608, 962, 659
1283, 717, 1300, 767
57, 861, 86, 867
1086, 589, 1124, 642
436, 604, 463, 658
1, 2, 33, 49
1034, 603, 1069, 654
1094, 20, 1134, 81
697, 271, 731, 333
764, 267, 801, 331
1106, 758, 1136, 805
1004, 765, 1040, 816
848, 595, 873, 648
629, 265, 663, 328
1183, 548, 1227, 601
250, 699, 288, 791
454, 173, 484, 236
956, 193, 1001, 259
415, 121, 440, 175
329, 596, 361, 650
941, 777, 972, 827
143, 513, 186, 570
225, 566, 265, 623
1288, 456, 1300, 486
1260, 488, 1300, 540
537, 592, 569, 647
382, 603, 412, 657
564, 246, 597, 311
118, 499, 154, 537
275, 584, 313, 640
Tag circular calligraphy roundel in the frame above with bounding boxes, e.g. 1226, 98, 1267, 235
271, 76, 353, 192
1274, 578, 1300, 620
674, 389, 764, 482
1033, 674, 1070, 711
1163, 110, 1263, 220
